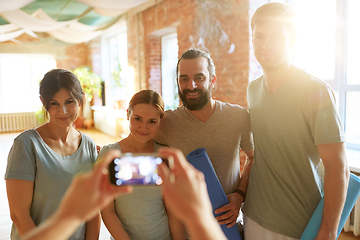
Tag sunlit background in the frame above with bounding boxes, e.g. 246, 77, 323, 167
290, 0, 360, 150
0, 0, 359, 150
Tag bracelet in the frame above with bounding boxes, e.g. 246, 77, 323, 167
234, 189, 246, 200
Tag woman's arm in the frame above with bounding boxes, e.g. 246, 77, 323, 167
166, 205, 186, 240
101, 201, 131, 240
84, 213, 101, 240
6, 179, 36, 237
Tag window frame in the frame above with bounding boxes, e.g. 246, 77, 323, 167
100, 21, 129, 109
335, 0, 360, 151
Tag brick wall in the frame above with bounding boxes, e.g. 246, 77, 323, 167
130, 0, 253, 172
140, 0, 198, 95
132, 0, 254, 108
146, 36, 162, 93
89, 37, 102, 76
56, 43, 90, 71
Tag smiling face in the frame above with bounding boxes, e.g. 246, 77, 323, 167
128, 103, 162, 143
252, 20, 295, 71
177, 57, 214, 111
45, 88, 80, 128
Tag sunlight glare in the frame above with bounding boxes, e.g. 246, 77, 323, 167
292, 0, 336, 81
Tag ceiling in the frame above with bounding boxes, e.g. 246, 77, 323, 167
0, 0, 113, 26
0, 0, 150, 44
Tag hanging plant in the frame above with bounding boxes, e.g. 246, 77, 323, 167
112, 60, 125, 88
72, 66, 102, 101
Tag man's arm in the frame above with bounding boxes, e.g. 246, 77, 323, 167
215, 150, 254, 227
315, 142, 349, 240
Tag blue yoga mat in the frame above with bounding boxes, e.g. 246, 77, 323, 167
300, 173, 360, 240
187, 148, 242, 240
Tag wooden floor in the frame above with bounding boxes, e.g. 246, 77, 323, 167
0, 128, 359, 240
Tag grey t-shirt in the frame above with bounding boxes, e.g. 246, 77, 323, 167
242, 68, 345, 238
98, 142, 171, 240
5, 129, 97, 240
155, 100, 254, 194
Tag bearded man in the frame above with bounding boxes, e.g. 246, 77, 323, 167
155, 48, 254, 237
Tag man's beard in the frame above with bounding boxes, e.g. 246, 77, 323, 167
178, 88, 211, 111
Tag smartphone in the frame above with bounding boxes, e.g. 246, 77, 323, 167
108, 154, 164, 186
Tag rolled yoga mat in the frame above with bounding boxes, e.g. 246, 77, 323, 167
187, 148, 242, 240
300, 173, 360, 240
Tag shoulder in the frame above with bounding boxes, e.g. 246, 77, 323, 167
162, 106, 187, 124
164, 106, 185, 118
13, 129, 39, 145
216, 100, 249, 116
295, 69, 335, 99
99, 142, 120, 155
79, 132, 97, 151
248, 76, 263, 90
295, 68, 328, 89
80, 132, 96, 144
15, 129, 37, 139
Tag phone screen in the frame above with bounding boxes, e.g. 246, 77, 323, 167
109, 155, 163, 186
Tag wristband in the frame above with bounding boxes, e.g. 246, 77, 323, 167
234, 189, 246, 200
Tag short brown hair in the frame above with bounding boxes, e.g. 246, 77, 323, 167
251, 2, 297, 36
128, 90, 164, 118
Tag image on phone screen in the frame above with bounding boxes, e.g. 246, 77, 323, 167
109, 155, 163, 186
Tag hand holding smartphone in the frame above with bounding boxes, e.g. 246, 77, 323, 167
108, 154, 165, 186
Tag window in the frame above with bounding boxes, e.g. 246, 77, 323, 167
291, 0, 360, 151
0, 54, 56, 113
161, 33, 179, 110
343, 0, 360, 149
101, 22, 132, 109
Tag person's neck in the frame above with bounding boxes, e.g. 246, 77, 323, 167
120, 135, 154, 153
263, 63, 295, 94
42, 122, 75, 142
187, 99, 216, 122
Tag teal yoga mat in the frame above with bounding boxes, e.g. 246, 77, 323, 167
300, 173, 360, 240
187, 148, 242, 240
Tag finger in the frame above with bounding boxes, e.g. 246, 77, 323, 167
158, 162, 171, 186
226, 219, 237, 228
215, 210, 234, 221
97, 163, 133, 197
218, 215, 236, 226
214, 204, 231, 214
166, 156, 175, 183
109, 185, 133, 198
